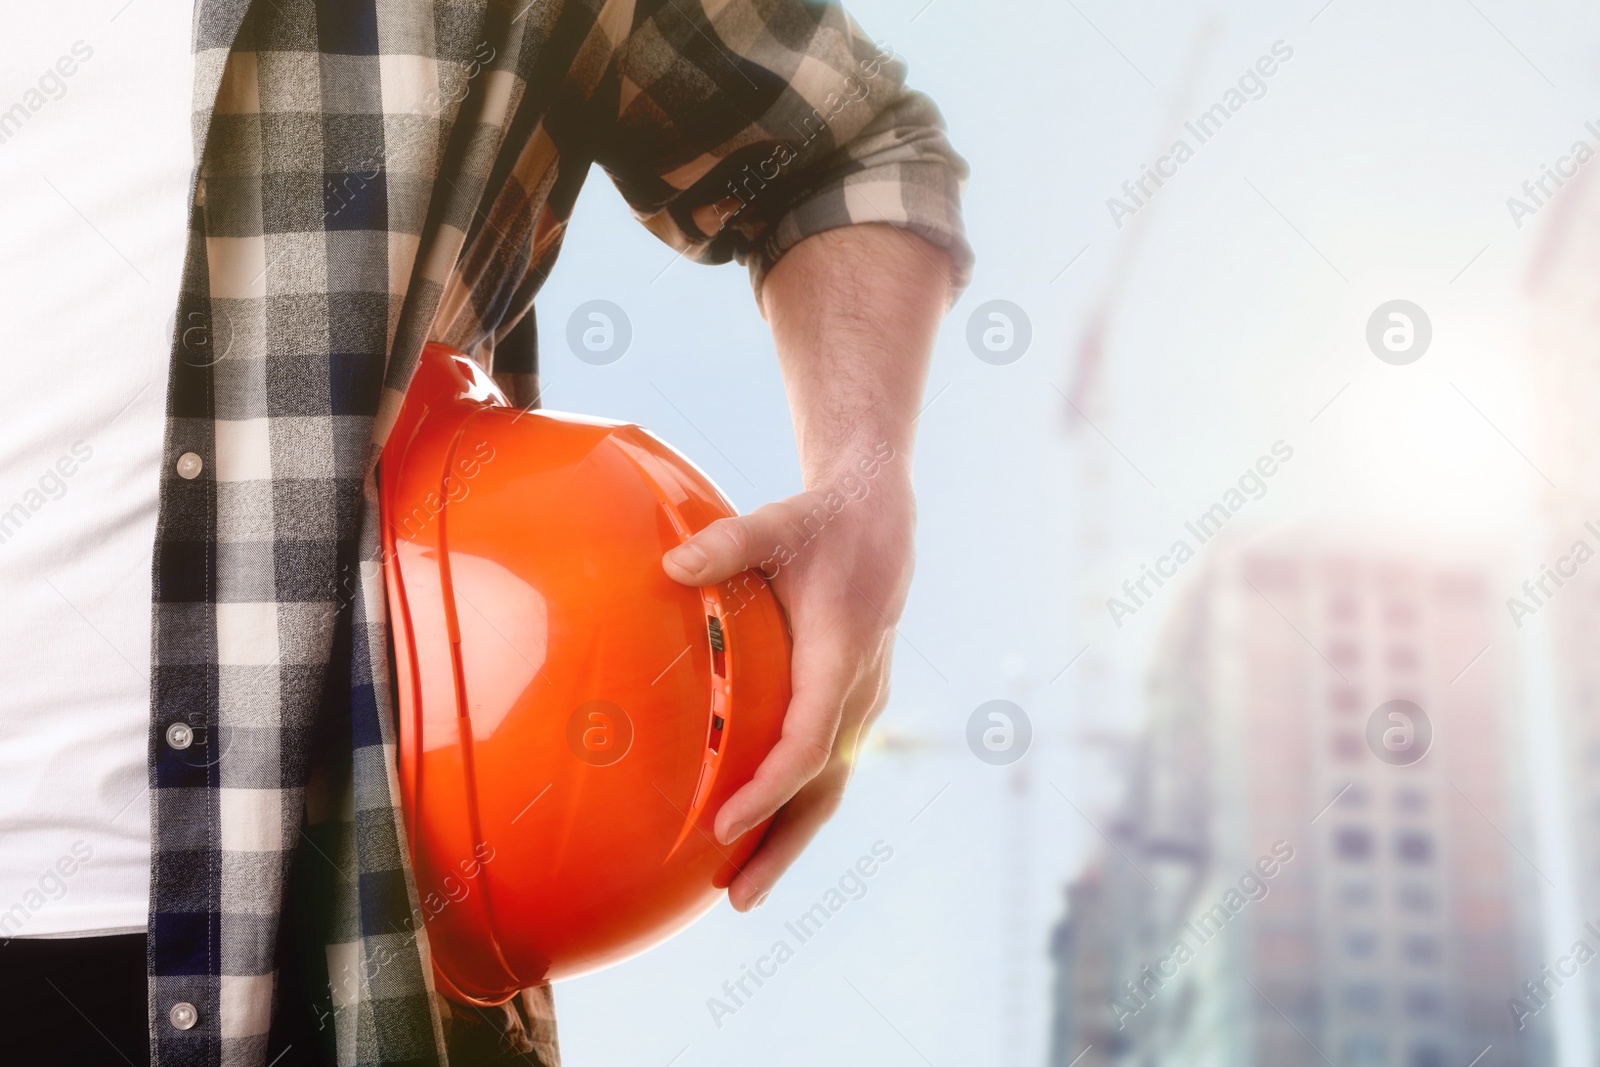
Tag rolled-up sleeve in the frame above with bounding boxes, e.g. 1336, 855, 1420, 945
591, 0, 972, 300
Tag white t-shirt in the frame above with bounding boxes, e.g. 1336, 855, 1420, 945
0, 5, 193, 936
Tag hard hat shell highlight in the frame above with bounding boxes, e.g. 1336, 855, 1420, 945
380, 343, 791, 1005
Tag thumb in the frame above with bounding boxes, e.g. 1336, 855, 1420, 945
663, 504, 788, 586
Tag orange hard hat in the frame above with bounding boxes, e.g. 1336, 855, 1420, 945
379, 342, 791, 1004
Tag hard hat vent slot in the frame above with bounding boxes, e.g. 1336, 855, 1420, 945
707, 616, 726, 677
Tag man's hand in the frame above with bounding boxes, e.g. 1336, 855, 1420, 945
663, 223, 952, 911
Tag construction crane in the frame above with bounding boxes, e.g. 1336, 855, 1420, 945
1051, 18, 1219, 1067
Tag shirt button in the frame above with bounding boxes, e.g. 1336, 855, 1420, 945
175, 452, 203, 480
165, 723, 194, 750
169, 1001, 199, 1030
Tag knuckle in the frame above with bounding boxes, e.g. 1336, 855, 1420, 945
766, 493, 822, 533
713, 516, 754, 558
794, 738, 833, 781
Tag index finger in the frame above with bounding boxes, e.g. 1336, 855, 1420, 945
714, 634, 856, 844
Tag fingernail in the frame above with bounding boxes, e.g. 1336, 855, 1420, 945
750, 891, 769, 909
721, 821, 748, 845
668, 543, 707, 574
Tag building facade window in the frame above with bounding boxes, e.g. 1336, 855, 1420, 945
1332, 732, 1365, 761
1342, 982, 1383, 1013
1402, 934, 1439, 966
1343, 1034, 1387, 1064
1337, 827, 1374, 861
1396, 831, 1434, 865
1397, 883, 1435, 912
1344, 928, 1379, 958
1403, 986, 1440, 1018
1409, 1043, 1446, 1067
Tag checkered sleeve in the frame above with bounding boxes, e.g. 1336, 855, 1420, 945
594, 0, 971, 298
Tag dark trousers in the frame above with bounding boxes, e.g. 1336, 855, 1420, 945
0, 934, 150, 1066
0, 934, 316, 1067
0, 934, 558, 1066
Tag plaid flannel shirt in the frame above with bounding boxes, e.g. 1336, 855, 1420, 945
151, 0, 969, 1064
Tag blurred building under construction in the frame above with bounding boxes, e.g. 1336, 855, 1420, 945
1048, 537, 1551, 1067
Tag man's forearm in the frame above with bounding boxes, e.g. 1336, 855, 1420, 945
760, 224, 953, 489
665, 222, 954, 900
